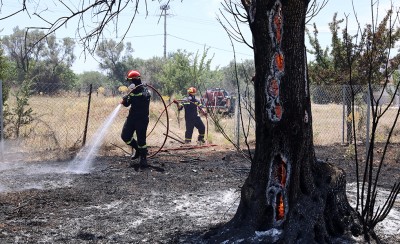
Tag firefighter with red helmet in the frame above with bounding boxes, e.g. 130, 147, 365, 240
173, 87, 207, 144
120, 70, 151, 168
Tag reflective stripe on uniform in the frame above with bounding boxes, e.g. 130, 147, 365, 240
129, 93, 143, 97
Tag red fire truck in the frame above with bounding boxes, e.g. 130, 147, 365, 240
201, 88, 235, 116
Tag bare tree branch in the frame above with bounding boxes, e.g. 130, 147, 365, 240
306, 0, 329, 24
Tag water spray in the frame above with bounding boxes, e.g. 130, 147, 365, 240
68, 104, 122, 173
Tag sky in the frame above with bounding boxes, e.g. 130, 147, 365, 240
0, 0, 398, 74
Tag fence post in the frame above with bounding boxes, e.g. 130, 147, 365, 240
82, 84, 93, 146
0, 80, 4, 162
342, 85, 345, 145
366, 87, 371, 157
235, 97, 240, 149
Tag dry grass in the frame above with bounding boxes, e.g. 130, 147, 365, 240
3, 94, 399, 161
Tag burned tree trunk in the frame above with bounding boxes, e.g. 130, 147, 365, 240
206, 0, 361, 243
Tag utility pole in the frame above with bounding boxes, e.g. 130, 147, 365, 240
160, 4, 170, 59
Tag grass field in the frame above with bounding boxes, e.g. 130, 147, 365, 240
2, 93, 399, 161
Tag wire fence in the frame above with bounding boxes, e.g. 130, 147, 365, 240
310, 85, 400, 146
0, 82, 399, 162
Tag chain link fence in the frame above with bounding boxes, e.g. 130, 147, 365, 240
310, 84, 400, 146
0, 82, 399, 162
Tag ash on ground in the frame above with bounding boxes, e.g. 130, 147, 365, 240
0, 144, 399, 243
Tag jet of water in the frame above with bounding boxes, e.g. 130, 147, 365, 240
69, 104, 122, 173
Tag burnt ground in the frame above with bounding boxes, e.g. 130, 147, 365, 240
0, 143, 399, 243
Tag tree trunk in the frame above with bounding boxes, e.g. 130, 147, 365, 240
205, 1, 361, 242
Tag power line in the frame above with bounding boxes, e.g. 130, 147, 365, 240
167, 34, 253, 57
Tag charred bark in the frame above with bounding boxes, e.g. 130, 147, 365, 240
204, 0, 362, 243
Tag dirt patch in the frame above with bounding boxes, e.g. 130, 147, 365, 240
0, 144, 399, 243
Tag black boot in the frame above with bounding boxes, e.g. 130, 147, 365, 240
197, 135, 205, 144
139, 155, 148, 168
131, 150, 139, 160
139, 148, 148, 168
131, 142, 139, 160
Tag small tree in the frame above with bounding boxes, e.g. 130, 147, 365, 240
341, 3, 400, 241
4, 80, 34, 138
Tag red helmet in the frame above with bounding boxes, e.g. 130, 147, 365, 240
126, 70, 141, 80
187, 87, 197, 95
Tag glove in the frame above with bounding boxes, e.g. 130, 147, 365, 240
121, 95, 129, 105
173, 99, 179, 104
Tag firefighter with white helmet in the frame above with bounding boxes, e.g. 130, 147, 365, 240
120, 70, 151, 168
173, 87, 207, 144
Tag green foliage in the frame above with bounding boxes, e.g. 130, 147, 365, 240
31, 62, 78, 94
4, 80, 34, 138
157, 50, 192, 96
156, 49, 216, 97
0, 45, 10, 103
2, 27, 48, 80
307, 11, 400, 85
96, 39, 132, 82
1, 28, 77, 93
220, 59, 255, 96
77, 71, 111, 92
188, 47, 214, 89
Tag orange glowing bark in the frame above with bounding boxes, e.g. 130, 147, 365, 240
275, 53, 284, 72
277, 194, 285, 220
275, 159, 287, 221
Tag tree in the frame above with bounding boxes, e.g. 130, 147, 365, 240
31, 35, 77, 93
124, 56, 162, 85
307, 7, 400, 144
1, 27, 47, 81
76, 71, 110, 92
4, 80, 34, 138
1, 28, 77, 93
157, 50, 192, 97
0, 44, 11, 102
206, 1, 362, 242
220, 59, 255, 96
157, 49, 215, 97
96, 39, 133, 82
187, 47, 214, 90
340, 4, 400, 241
307, 11, 400, 86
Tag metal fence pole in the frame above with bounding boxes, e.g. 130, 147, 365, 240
82, 84, 93, 146
342, 85, 345, 145
235, 97, 240, 149
0, 80, 4, 162
366, 88, 371, 157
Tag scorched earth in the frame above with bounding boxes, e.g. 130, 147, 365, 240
0, 144, 399, 243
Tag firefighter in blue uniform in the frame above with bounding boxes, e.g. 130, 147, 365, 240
120, 70, 151, 167
174, 87, 207, 144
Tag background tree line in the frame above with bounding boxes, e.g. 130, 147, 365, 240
0, 27, 255, 99
2, 16, 398, 100
1, 13, 399, 140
